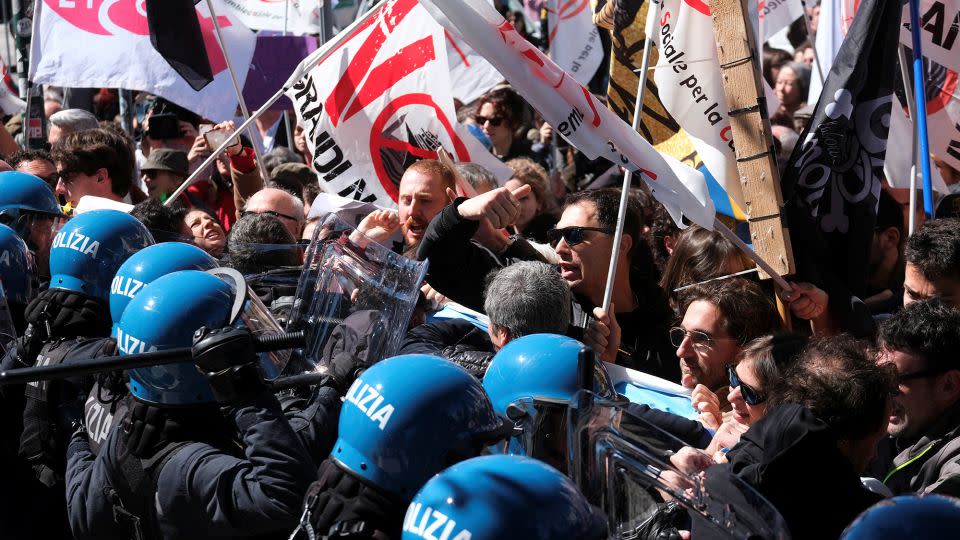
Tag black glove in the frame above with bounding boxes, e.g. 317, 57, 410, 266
56, 382, 87, 440
192, 326, 265, 404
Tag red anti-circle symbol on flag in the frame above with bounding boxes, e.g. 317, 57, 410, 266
370, 93, 470, 202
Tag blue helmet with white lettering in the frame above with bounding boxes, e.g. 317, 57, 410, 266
0, 223, 35, 305
482, 334, 618, 468
842, 495, 960, 540
110, 242, 219, 326
333, 354, 512, 499
118, 270, 235, 406
403, 455, 606, 540
50, 209, 154, 301
0, 171, 62, 222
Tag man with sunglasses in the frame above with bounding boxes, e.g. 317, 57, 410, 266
878, 300, 960, 497
52, 128, 135, 209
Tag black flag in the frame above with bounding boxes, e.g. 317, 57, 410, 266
780, 0, 903, 333
145, 0, 214, 91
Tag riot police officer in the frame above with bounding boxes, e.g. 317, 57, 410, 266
291, 354, 513, 539
66, 270, 317, 540
0, 170, 66, 283
0, 223, 37, 335
0, 209, 154, 539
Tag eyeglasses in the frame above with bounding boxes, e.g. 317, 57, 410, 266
669, 326, 735, 351
475, 115, 505, 127
727, 364, 765, 406
55, 170, 83, 185
896, 367, 954, 385
241, 209, 302, 223
546, 226, 614, 247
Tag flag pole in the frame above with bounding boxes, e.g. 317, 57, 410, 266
908, 0, 934, 219
203, 0, 271, 184
600, 0, 661, 314
897, 44, 919, 234
166, 1, 378, 206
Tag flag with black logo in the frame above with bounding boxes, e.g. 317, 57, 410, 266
780, 0, 902, 327
146, 0, 214, 91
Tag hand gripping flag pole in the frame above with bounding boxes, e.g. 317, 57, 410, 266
203, 0, 271, 185
166, 6, 380, 207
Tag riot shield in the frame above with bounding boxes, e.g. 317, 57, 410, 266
207, 268, 292, 380
288, 214, 427, 371
568, 391, 790, 540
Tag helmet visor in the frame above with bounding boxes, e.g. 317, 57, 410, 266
1, 210, 67, 279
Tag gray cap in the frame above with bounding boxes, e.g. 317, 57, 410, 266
141, 149, 188, 177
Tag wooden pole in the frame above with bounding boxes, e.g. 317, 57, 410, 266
710, 0, 795, 279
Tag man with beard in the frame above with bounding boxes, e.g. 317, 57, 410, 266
396, 159, 456, 256
877, 300, 960, 497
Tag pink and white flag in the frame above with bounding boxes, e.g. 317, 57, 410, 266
446, 28, 505, 103
286, 0, 512, 207
420, 0, 715, 228
29, 0, 256, 121
759, 0, 805, 42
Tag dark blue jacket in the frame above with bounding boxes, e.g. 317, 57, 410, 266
66, 390, 316, 540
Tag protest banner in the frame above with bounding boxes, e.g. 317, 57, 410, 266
546, 0, 602, 86
286, 0, 512, 207
220, 0, 320, 34
30, 0, 256, 121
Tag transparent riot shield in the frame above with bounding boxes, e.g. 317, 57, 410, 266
207, 268, 292, 380
287, 214, 427, 371
568, 391, 790, 540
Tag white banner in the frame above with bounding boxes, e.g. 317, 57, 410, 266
899, 0, 960, 73
884, 98, 950, 194
547, 0, 602, 86
810, 0, 859, 104
652, 0, 744, 211
30, 0, 256, 121
287, 0, 511, 207
446, 28, 505, 103
220, 0, 320, 35
760, 0, 805, 42
420, 0, 715, 229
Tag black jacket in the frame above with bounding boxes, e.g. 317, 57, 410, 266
398, 318, 495, 379
728, 404, 882, 539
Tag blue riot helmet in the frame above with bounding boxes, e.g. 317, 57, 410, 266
50, 209, 154, 301
483, 334, 619, 470
110, 242, 218, 326
0, 223, 36, 305
403, 455, 607, 540
0, 171, 66, 278
842, 495, 960, 539
118, 270, 235, 406
333, 354, 513, 499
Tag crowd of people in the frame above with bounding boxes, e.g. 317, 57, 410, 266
0, 1, 959, 539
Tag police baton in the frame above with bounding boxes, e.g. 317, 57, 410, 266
0, 331, 307, 386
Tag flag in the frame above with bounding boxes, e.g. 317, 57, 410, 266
146, 0, 213, 91
220, 0, 321, 34
809, 0, 860, 104
546, 0, 603, 86
781, 0, 901, 303
445, 28, 505, 103
420, 0, 715, 229
0, 59, 25, 115
30, 0, 256, 121
900, 0, 960, 72
759, 0, 805, 41
286, 0, 512, 208
883, 58, 956, 194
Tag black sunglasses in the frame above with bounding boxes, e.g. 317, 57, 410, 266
241, 209, 301, 223
546, 226, 614, 247
475, 114, 505, 127
727, 364, 765, 406
896, 367, 954, 385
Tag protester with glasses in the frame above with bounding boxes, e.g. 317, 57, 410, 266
876, 300, 960, 498
473, 86, 549, 169
242, 187, 305, 238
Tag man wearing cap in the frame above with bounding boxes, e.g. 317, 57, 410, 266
141, 148, 189, 202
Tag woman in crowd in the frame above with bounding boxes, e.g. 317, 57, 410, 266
184, 207, 227, 257
474, 86, 549, 168
775, 62, 811, 117
659, 225, 754, 311
504, 157, 557, 242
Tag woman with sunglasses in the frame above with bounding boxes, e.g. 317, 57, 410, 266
706, 333, 808, 457
474, 87, 549, 168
